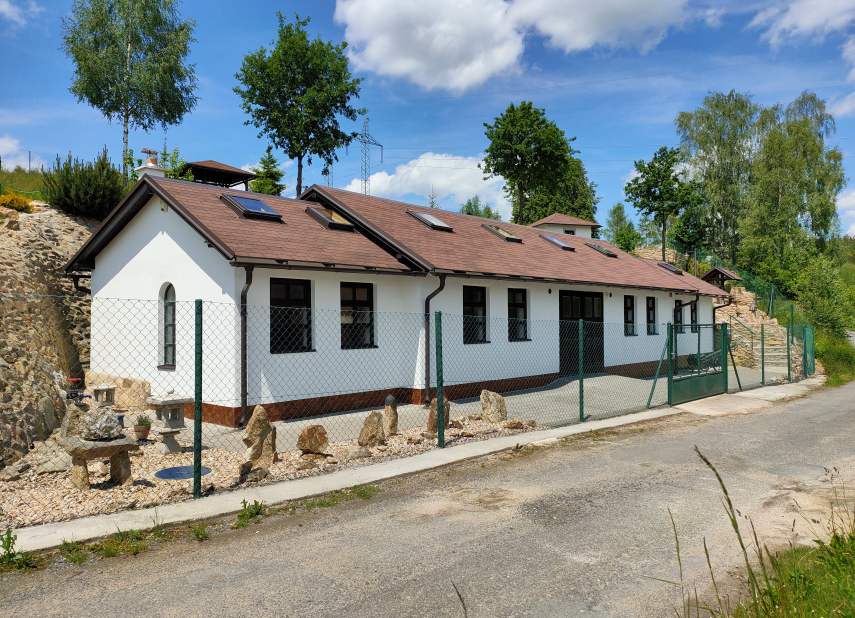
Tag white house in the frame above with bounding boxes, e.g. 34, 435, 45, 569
65, 163, 728, 427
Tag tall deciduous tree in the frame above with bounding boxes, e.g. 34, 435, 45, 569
624, 146, 699, 262
234, 13, 365, 196
511, 155, 599, 224
675, 90, 759, 262
482, 102, 572, 225
250, 146, 287, 196
603, 202, 640, 253
62, 0, 198, 180
460, 195, 501, 220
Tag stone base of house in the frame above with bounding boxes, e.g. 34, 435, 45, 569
179, 373, 561, 428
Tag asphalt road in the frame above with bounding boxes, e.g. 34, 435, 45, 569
3, 382, 854, 617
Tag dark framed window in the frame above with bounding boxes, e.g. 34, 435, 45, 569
508, 288, 528, 342
674, 300, 685, 334
463, 286, 488, 344
624, 295, 636, 336
270, 278, 312, 353
161, 284, 176, 368
646, 297, 658, 335
690, 302, 699, 333
563, 229, 576, 235
341, 282, 375, 349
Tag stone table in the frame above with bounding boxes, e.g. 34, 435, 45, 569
60, 435, 140, 490
146, 394, 193, 455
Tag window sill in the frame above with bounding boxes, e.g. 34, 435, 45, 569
623, 333, 638, 337
270, 349, 317, 355
341, 345, 379, 350
463, 340, 491, 345
509, 338, 532, 343
646, 331, 660, 336
157, 364, 175, 371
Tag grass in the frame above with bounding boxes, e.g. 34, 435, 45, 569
303, 485, 381, 511
59, 540, 88, 565
189, 523, 210, 541
815, 329, 855, 387
0, 166, 44, 200
662, 447, 855, 617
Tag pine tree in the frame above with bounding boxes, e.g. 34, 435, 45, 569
250, 146, 286, 196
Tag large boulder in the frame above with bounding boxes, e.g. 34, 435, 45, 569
480, 390, 508, 424
384, 394, 398, 437
73, 405, 123, 441
428, 398, 451, 433
358, 411, 385, 448
297, 425, 329, 454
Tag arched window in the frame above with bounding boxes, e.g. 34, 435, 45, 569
162, 284, 176, 367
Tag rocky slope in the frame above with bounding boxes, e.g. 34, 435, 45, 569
0, 202, 96, 466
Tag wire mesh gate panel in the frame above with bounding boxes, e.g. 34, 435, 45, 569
0, 293, 817, 529
669, 323, 726, 405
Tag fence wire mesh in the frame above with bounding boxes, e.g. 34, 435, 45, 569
0, 293, 815, 529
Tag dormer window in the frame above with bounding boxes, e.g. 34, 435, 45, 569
408, 210, 453, 231
482, 223, 522, 243
563, 229, 576, 235
306, 207, 354, 231
221, 194, 283, 221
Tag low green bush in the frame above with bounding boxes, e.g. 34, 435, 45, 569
815, 329, 855, 386
42, 147, 125, 219
0, 190, 34, 213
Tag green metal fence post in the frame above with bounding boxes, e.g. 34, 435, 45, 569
667, 323, 673, 406
761, 323, 765, 386
786, 324, 791, 382
789, 305, 794, 346
722, 323, 729, 394
435, 311, 444, 448
697, 321, 701, 375
193, 299, 202, 499
578, 319, 584, 422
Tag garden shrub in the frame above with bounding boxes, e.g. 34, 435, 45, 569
42, 147, 125, 219
796, 255, 855, 337
0, 190, 33, 213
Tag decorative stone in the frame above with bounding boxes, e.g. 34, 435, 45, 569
71, 456, 89, 490
300, 453, 326, 462
502, 418, 525, 430
155, 429, 182, 455
384, 394, 398, 436
147, 394, 191, 430
358, 411, 385, 448
297, 425, 328, 454
59, 401, 86, 439
341, 446, 372, 462
78, 406, 123, 440
450, 419, 464, 429
480, 390, 508, 424
59, 435, 140, 490
92, 383, 117, 408
526, 420, 538, 427
407, 436, 423, 445
238, 405, 278, 482
296, 459, 317, 471
428, 398, 451, 433
90, 460, 109, 475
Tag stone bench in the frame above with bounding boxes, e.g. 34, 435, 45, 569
60, 435, 140, 490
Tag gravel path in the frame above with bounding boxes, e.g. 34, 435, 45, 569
2, 380, 853, 617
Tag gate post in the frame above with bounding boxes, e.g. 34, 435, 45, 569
435, 311, 444, 448
667, 323, 673, 406
761, 323, 765, 385
578, 319, 584, 422
193, 299, 203, 499
722, 323, 729, 394
786, 324, 791, 382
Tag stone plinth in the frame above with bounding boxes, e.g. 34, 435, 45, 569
59, 435, 140, 490
147, 394, 193, 430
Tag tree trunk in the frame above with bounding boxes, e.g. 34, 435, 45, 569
123, 112, 129, 184
661, 217, 666, 262
517, 185, 524, 225
296, 155, 303, 197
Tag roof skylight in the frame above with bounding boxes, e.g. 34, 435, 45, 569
482, 223, 522, 243
585, 242, 617, 257
540, 234, 575, 251
658, 261, 683, 275
306, 207, 354, 231
407, 210, 453, 232
222, 194, 282, 221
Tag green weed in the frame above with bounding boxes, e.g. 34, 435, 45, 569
816, 330, 855, 387
350, 485, 380, 500
59, 540, 88, 565
0, 528, 39, 571
234, 499, 266, 527
189, 523, 210, 541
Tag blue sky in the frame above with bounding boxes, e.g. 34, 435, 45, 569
2, 0, 855, 231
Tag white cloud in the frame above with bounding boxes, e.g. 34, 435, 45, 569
839, 187, 855, 235
0, 1, 43, 27
509, 0, 689, 55
0, 134, 48, 171
829, 91, 855, 118
335, 0, 524, 93
340, 152, 511, 218
749, 0, 855, 48
335, 0, 700, 93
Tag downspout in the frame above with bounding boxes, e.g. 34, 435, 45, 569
239, 265, 254, 427
713, 293, 732, 323
423, 273, 446, 406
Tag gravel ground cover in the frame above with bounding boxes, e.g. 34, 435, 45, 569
0, 413, 542, 528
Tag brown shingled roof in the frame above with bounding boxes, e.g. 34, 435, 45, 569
529, 213, 601, 228
186, 160, 257, 177
305, 186, 726, 296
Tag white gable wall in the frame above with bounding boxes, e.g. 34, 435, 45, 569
532, 223, 594, 239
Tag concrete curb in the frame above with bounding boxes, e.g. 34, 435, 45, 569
15, 407, 681, 552
14, 375, 826, 552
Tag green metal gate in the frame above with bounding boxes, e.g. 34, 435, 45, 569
803, 325, 815, 377
668, 323, 728, 405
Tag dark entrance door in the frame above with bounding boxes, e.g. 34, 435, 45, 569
559, 291, 605, 376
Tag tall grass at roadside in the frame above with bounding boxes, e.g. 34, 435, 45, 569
815, 330, 855, 387
0, 166, 43, 200
661, 447, 855, 617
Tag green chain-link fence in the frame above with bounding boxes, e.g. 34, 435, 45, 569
0, 292, 815, 530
